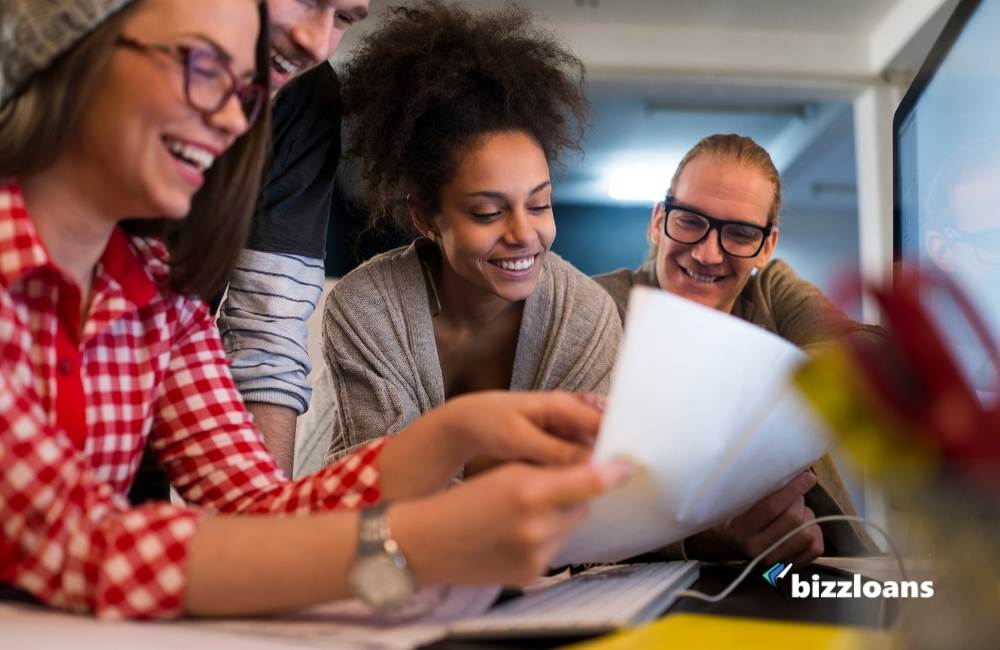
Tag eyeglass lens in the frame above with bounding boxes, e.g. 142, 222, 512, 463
185, 49, 263, 124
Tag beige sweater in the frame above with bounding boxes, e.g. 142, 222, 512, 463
594, 258, 882, 556
324, 241, 623, 461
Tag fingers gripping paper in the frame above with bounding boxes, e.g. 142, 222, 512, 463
556, 287, 828, 565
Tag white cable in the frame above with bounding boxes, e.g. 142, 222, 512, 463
674, 514, 906, 628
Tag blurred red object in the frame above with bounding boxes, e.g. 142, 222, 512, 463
844, 267, 1000, 482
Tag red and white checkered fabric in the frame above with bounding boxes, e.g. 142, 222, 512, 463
0, 182, 385, 619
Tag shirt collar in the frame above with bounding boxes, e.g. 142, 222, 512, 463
0, 182, 50, 287
0, 181, 157, 308
101, 228, 158, 309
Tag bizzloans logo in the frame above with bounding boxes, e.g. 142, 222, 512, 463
763, 563, 934, 599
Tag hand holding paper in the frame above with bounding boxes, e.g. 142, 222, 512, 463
555, 287, 828, 565
685, 470, 824, 565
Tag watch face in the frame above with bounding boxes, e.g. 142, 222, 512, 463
349, 554, 415, 611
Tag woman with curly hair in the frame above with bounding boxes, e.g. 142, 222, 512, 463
321, 1, 623, 466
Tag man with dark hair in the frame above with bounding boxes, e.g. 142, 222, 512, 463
216, 0, 369, 477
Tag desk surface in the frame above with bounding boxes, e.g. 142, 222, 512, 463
2, 559, 900, 650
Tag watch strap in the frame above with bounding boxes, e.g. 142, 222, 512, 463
357, 501, 392, 555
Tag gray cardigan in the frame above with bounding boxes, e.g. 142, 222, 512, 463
323, 241, 623, 460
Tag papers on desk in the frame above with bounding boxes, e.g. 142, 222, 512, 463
0, 586, 503, 650
188, 585, 501, 649
556, 287, 828, 565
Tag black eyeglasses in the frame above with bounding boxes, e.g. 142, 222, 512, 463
943, 227, 1000, 265
116, 36, 265, 128
662, 197, 774, 258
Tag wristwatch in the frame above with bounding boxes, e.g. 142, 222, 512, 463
348, 502, 416, 611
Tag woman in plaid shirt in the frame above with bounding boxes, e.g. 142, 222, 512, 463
0, 0, 629, 620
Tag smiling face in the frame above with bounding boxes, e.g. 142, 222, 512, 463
415, 130, 556, 305
266, 0, 369, 91
649, 155, 779, 312
62, 0, 260, 221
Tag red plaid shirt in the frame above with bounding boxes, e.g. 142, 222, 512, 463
0, 182, 385, 619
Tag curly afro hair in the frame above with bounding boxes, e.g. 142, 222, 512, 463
340, 0, 588, 232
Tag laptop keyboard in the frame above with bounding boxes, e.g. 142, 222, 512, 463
448, 561, 699, 639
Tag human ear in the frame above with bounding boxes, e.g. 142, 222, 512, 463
648, 202, 665, 246
408, 195, 438, 241
755, 227, 780, 270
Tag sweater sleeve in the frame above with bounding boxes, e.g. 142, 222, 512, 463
218, 249, 324, 414
321, 288, 424, 463
756, 260, 886, 351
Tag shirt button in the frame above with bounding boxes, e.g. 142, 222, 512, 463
57, 358, 73, 375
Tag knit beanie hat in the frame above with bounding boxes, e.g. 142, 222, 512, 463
0, 0, 137, 107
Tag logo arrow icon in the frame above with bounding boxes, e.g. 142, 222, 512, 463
763, 562, 793, 588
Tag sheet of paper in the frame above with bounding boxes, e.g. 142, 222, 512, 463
1, 585, 501, 650
0, 603, 318, 650
189, 585, 502, 650
556, 287, 828, 565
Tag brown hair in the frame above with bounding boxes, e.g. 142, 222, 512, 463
0, 1, 272, 301
668, 133, 783, 225
340, 0, 588, 234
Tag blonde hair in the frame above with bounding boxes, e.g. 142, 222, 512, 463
668, 133, 782, 225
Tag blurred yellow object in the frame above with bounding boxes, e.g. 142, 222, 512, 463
794, 346, 938, 489
565, 613, 894, 650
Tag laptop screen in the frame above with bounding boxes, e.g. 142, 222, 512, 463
893, 0, 1000, 400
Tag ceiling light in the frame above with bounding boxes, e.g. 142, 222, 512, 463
606, 157, 681, 203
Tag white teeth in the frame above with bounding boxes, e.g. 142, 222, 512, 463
272, 50, 299, 75
684, 267, 720, 283
164, 138, 215, 173
496, 256, 535, 272
181, 144, 214, 170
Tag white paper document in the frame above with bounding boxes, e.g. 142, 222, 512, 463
556, 287, 828, 565
1, 586, 502, 650
188, 585, 502, 649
